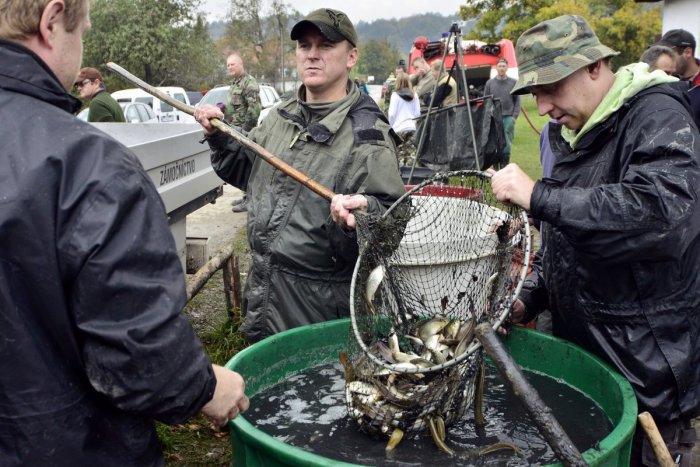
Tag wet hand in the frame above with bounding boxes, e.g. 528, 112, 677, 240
330, 194, 368, 231
201, 364, 250, 427
490, 164, 535, 211
497, 299, 526, 336
193, 104, 224, 136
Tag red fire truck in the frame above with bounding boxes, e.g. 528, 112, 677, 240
407, 35, 518, 97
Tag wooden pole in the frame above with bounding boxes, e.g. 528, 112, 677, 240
232, 256, 243, 313
474, 323, 588, 467
106, 62, 336, 201
638, 412, 675, 467
186, 243, 235, 301
222, 256, 235, 320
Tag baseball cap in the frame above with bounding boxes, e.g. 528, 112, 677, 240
75, 67, 102, 84
290, 8, 357, 47
657, 29, 696, 50
511, 15, 619, 95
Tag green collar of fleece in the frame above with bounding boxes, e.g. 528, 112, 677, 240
562, 63, 678, 148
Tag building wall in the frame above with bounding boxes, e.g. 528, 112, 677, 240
663, 0, 700, 57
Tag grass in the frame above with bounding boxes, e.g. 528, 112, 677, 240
510, 95, 549, 180
158, 100, 548, 465
158, 227, 251, 466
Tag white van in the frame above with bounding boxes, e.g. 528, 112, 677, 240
196, 83, 281, 125
111, 87, 195, 123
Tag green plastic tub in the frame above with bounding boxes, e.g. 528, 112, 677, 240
225, 319, 637, 466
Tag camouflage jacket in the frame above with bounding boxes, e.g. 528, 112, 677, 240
225, 74, 261, 131
206, 82, 405, 342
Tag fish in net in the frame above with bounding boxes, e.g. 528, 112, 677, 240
343, 170, 531, 453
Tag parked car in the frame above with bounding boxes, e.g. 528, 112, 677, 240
197, 83, 280, 125
76, 101, 158, 123
186, 91, 204, 106
111, 86, 195, 123
121, 101, 158, 123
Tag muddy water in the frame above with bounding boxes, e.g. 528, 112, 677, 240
245, 362, 611, 466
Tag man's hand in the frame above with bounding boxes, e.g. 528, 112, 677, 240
201, 364, 250, 427
193, 104, 224, 136
497, 299, 527, 336
490, 163, 536, 211
330, 194, 368, 231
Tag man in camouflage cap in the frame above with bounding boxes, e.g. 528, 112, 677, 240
193, 8, 403, 342
492, 15, 700, 466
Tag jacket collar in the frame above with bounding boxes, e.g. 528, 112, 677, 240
0, 39, 82, 114
562, 80, 693, 153
278, 80, 360, 145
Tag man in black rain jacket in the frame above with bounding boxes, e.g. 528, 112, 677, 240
492, 15, 700, 466
0, 1, 248, 465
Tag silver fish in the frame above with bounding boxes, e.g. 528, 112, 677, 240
365, 265, 385, 312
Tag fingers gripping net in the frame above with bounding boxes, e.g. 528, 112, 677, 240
344, 170, 530, 437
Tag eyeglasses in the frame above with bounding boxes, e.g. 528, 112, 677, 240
74, 79, 93, 89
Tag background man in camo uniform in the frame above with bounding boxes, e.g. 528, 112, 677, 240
225, 53, 261, 212
491, 15, 699, 466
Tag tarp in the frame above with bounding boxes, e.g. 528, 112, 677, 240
415, 96, 505, 171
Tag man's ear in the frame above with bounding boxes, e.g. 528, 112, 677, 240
37, 0, 66, 49
586, 60, 604, 79
347, 47, 358, 69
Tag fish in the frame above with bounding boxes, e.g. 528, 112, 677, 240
454, 314, 477, 358
339, 352, 354, 382
418, 317, 449, 342
365, 264, 385, 313
474, 360, 486, 427
428, 415, 455, 456
385, 428, 404, 453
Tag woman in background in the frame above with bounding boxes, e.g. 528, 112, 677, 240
388, 73, 420, 166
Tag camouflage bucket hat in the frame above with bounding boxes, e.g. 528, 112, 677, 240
511, 15, 619, 95
291, 8, 358, 47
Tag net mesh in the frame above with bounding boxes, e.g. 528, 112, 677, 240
344, 170, 530, 438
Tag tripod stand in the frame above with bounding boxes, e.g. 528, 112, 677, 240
406, 22, 481, 184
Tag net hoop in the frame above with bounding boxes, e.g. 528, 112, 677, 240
349, 170, 531, 374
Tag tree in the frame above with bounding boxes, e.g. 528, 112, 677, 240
83, 0, 220, 90
459, 0, 661, 69
355, 39, 403, 84
221, 0, 300, 90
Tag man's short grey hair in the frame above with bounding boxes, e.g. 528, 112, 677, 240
640, 45, 676, 70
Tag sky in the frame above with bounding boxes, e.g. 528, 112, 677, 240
199, 0, 461, 23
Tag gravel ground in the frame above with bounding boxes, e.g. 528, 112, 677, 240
186, 183, 247, 257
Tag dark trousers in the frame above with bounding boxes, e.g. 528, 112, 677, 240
629, 417, 697, 467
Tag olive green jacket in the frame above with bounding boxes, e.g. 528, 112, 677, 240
87, 90, 125, 123
207, 82, 405, 342
225, 74, 261, 132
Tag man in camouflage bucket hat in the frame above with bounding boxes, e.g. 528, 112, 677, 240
492, 15, 700, 467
